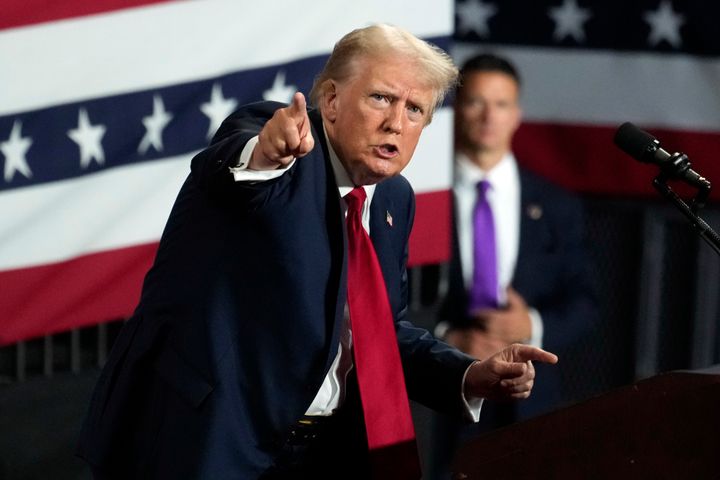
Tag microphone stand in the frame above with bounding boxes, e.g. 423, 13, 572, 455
652, 161, 720, 256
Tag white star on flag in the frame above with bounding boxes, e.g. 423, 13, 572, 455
1, 120, 33, 182
138, 95, 173, 154
200, 83, 238, 140
456, 0, 497, 37
68, 108, 106, 169
548, 0, 592, 43
644, 0, 685, 48
263, 71, 297, 104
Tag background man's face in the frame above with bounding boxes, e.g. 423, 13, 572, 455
323, 54, 434, 186
455, 71, 522, 158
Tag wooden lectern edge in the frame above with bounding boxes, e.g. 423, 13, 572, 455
451, 366, 720, 479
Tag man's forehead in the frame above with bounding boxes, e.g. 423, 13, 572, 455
353, 54, 430, 83
331, 54, 436, 111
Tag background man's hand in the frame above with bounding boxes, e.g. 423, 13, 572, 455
472, 287, 532, 343
445, 327, 508, 360
464, 344, 558, 401
251, 92, 314, 170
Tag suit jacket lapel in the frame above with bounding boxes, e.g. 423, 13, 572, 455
514, 170, 547, 290
308, 109, 349, 374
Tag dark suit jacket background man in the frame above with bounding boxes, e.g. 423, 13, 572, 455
431, 53, 597, 476
76, 27, 558, 479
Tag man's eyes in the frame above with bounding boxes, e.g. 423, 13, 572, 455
369, 94, 425, 118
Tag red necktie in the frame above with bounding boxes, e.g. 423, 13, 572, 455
344, 187, 420, 479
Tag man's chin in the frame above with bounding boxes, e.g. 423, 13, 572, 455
353, 171, 397, 186
351, 163, 402, 186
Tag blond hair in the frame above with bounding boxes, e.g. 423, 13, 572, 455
309, 24, 458, 122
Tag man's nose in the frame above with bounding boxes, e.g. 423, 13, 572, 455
479, 105, 492, 122
383, 104, 403, 134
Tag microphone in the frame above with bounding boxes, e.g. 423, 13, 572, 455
613, 122, 708, 189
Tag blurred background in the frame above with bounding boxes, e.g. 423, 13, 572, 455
1, 0, 719, 478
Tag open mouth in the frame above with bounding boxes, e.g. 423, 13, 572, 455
376, 144, 398, 158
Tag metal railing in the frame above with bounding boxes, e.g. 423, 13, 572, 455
0, 322, 116, 385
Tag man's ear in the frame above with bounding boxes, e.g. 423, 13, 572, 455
322, 81, 338, 123
511, 106, 523, 136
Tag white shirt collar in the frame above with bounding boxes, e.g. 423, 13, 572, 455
455, 151, 518, 190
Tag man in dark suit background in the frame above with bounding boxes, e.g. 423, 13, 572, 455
76, 28, 558, 479
430, 53, 597, 478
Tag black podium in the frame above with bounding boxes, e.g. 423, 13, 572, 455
452, 367, 720, 479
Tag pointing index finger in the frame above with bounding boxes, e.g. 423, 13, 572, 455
289, 92, 307, 118
511, 345, 559, 365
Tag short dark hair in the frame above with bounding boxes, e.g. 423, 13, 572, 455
459, 53, 521, 88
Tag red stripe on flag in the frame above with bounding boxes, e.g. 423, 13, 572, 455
1, 191, 449, 343
1, 0, 172, 30
0, 243, 157, 345
514, 122, 720, 199
408, 190, 451, 267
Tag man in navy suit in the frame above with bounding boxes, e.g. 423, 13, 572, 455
77, 27, 558, 479
430, 53, 597, 478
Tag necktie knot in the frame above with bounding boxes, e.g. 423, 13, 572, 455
345, 186, 367, 215
477, 179, 491, 197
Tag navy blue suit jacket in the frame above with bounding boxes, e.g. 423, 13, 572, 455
77, 102, 475, 478
440, 168, 597, 420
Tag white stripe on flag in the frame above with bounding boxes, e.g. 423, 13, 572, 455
0, 154, 192, 270
1, 0, 453, 116
404, 108, 453, 193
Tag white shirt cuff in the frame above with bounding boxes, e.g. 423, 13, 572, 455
527, 307, 544, 348
228, 136, 295, 182
434, 320, 450, 339
461, 361, 484, 422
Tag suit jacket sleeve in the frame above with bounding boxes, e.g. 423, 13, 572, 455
189, 101, 290, 204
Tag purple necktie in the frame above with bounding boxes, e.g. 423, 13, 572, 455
470, 180, 499, 311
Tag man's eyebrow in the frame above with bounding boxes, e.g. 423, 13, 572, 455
370, 84, 397, 94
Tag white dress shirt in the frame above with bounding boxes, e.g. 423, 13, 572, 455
453, 152, 543, 347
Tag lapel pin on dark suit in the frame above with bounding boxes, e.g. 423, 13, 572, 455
386, 210, 393, 227
526, 203, 543, 220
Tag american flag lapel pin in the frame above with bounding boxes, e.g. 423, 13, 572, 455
386, 210, 393, 227
526, 203, 543, 220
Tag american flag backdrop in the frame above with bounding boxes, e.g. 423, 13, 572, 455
453, 0, 720, 198
0, 0, 455, 345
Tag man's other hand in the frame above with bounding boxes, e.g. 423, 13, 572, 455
464, 344, 558, 401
